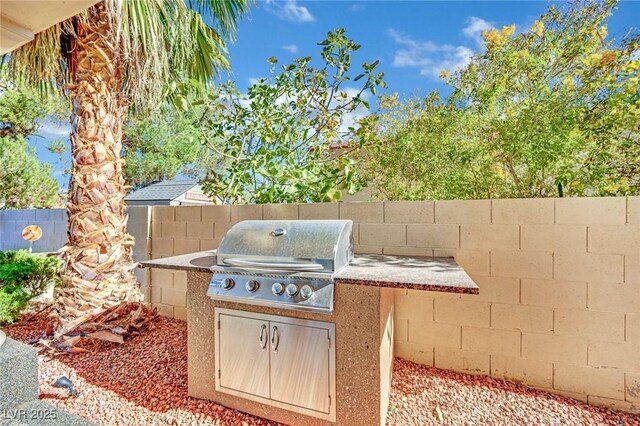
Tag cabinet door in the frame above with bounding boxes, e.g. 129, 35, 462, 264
218, 313, 270, 398
269, 321, 331, 414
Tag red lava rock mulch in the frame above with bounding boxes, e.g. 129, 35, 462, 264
5, 315, 640, 425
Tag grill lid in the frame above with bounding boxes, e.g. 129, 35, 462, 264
216, 220, 353, 273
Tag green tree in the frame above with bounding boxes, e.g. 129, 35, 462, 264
8, 0, 251, 339
123, 109, 219, 189
0, 70, 60, 208
362, 0, 639, 200
197, 29, 385, 204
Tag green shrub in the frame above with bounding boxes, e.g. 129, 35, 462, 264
0, 250, 61, 324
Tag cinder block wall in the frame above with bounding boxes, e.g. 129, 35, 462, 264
149, 197, 640, 413
0, 207, 151, 293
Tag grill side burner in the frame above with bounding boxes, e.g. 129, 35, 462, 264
207, 220, 353, 313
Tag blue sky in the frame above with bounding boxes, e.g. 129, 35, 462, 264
31, 0, 640, 187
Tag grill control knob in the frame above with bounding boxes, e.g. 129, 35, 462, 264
300, 285, 314, 300
285, 283, 299, 298
272, 282, 285, 295
221, 278, 235, 290
245, 280, 260, 293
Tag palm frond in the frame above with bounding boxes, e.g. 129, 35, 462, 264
9, 0, 251, 113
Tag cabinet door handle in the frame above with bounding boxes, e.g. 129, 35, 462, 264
271, 326, 279, 352
259, 324, 267, 350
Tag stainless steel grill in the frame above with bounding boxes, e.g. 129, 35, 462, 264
207, 220, 353, 313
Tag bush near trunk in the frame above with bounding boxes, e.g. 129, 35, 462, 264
0, 250, 61, 324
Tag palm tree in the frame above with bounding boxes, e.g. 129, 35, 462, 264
9, 0, 250, 340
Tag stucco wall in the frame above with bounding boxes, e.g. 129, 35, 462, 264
148, 197, 640, 413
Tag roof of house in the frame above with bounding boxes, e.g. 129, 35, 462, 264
125, 180, 200, 201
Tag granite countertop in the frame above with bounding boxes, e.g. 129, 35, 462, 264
139, 251, 478, 294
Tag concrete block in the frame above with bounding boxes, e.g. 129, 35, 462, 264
152, 303, 175, 318
555, 309, 625, 342
339, 201, 383, 223
554, 252, 624, 283
626, 373, 640, 404
230, 204, 263, 223
588, 342, 640, 373
201, 205, 231, 223
382, 247, 434, 257
162, 222, 186, 239
522, 333, 588, 364
174, 306, 187, 321
490, 354, 553, 388
554, 363, 624, 400
587, 395, 639, 415
360, 224, 406, 247
173, 239, 200, 255
460, 224, 519, 250
588, 282, 640, 313
161, 288, 186, 308
395, 342, 434, 366
434, 249, 490, 277
520, 225, 586, 253
187, 222, 214, 240
588, 225, 640, 255
150, 269, 174, 289
627, 314, 640, 344
626, 255, 640, 284
434, 299, 490, 327
555, 197, 626, 225
490, 250, 553, 279
491, 304, 554, 333
298, 203, 339, 220
409, 321, 461, 349
394, 319, 408, 343
462, 326, 521, 357
628, 196, 640, 224
383, 200, 434, 224
520, 279, 587, 309
175, 206, 202, 222
464, 276, 520, 304
262, 204, 299, 220
152, 206, 175, 222
434, 347, 490, 375
214, 222, 233, 241
354, 245, 383, 255
0, 338, 38, 410
151, 221, 162, 238
200, 239, 218, 251
491, 198, 554, 224
407, 224, 459, 248
434, 199, 491, 224
173, 271, 188, 292
395, 291, 433, 322
151, 238, 173, 257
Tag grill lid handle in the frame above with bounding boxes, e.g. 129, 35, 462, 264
222, 258, 324, 271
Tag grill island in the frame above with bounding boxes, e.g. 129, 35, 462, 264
141, 220, 478, 425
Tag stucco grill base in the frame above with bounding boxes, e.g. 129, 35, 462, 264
187, 271, 394, 426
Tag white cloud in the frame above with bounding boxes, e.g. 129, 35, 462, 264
387, 26, 478, 79
248, 77, 260, 86
34, 118, 71, 140
265, 0, 315, 23
462, 17, 494, 47
350, 4, 364, 12
281, 44, 299, 54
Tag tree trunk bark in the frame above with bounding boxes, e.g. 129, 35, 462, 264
54, 2, 141, 340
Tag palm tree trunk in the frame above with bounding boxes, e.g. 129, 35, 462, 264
54, 2, 141, 340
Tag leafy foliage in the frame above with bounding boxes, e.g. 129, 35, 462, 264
0, 69, 61, 208
361, 0, 639, 200
0, 251, 62, 324
123, 109, 220, 189
197, 29, 385, 204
